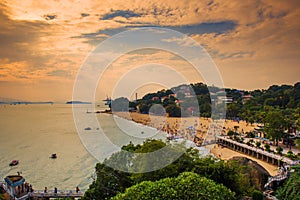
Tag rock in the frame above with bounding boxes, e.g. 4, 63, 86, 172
230, 156, 270, 190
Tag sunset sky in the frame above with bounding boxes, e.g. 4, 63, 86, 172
0, 0, 299, 101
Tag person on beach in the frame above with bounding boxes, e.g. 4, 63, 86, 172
29, 185, 33, 192
44, 187, 47, 193
54, 187, 57, 194
76, 186, 80, 193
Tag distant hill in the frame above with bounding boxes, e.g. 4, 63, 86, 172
66, 101, 92, 104
133, 82, 300, 119
0, 97, 22, 103
0, 101, 54, 105
0, 97, 54, 104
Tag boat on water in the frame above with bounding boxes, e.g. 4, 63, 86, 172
50, 153, 57, 159
9, 160, 19, 166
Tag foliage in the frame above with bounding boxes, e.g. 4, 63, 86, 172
83, 140, 263, 200
82, 163, 132, 200
276, 164, 300, 200
246, 132, 255, 138
295, 139, 300, 150
276, 146, 283, 155
252, 190, 263, 200
286, 150, 295, 159
233, 135, 243, 143
131, 82, 300, 136
165, 104, 181, 117
227, 130, 236, 136
256, 141, 261, 148
264, 110, 286, 145
264, 143, 271, 152
112, 172, 236, 200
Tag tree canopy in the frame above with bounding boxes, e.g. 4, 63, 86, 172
112, 172, 236, 200
275, 164, 300, 200
83, 140, 268, 200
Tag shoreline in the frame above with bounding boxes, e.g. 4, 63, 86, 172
111, 111, 278, 175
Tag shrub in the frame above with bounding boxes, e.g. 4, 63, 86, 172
227, 130, 235, 136
256, 141, 261, 148
252, 190, 263, 200
287, 150, 294, 159
264, 143, 271, 152
276, 147, 283, 155
246, 132, 255, 138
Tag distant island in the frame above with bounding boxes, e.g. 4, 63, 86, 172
66, 101, 92, 104
0, 101, 54, 105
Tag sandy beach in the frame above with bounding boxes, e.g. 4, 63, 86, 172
114, 111, 257, 143
113, 111, 278, 175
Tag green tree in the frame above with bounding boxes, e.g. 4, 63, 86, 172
227, 130, 236, 136
276, 164, 300, 200
112, 172, 236, 200
82, 163, 131, 200
166, 104, 181, 117
295, 139, 300, 150
264, 110, 286, 146
287, 150, 295, 159
84, 140, 263, 200
138, 103, 150, 114
252, 190, 263, 200
276, 146, 283, 155
264, 143, 271, 152
256, 141, 261, 148
246, 132, 255, 138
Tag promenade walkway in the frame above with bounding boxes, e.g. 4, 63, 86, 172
0, 181, 84, 200
30, 189, 84, 199
216, 136, 298, 166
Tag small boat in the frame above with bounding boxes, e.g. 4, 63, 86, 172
50, 154, 57, 159
9, 160, 19, 166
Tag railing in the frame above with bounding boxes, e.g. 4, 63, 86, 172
216, 136, 296, 165
30, 189, 84, 198
15, 194, 30, 200
264, 174, 288, 189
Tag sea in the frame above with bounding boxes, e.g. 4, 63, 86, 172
0, 103, 168, 190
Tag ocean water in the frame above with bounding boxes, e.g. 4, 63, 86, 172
0, 104, 166, 190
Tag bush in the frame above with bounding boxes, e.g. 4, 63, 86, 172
246, 132, 255, 138
264, 143, 271, 152
228, 130, 236, 136
276, 146, 283, 155
287, 150, 294, 159
112, 172, 236, 200
252, 190, 263, 200
256, 141, 261, 148
276, 164, 300, 199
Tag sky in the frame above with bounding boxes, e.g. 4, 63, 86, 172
0, 0, 299, 101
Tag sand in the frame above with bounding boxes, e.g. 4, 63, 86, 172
114, 111, 257, 143
113, 112, 278, 175
210, 145, 278, 176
